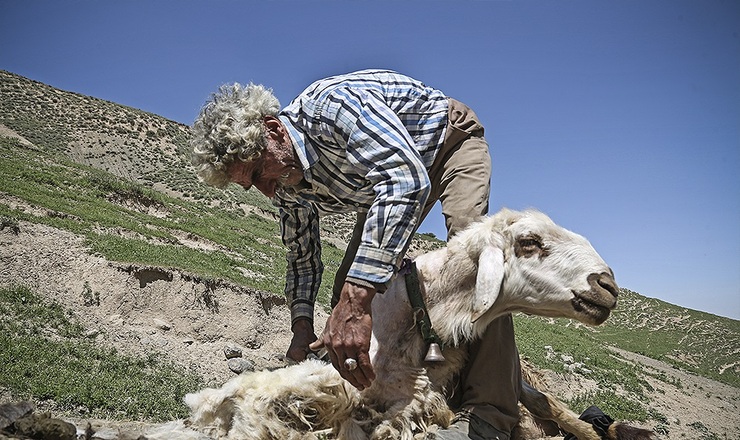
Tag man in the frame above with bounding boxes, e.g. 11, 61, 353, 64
191, 69, 520, 440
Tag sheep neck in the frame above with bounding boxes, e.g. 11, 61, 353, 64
401, 259, 444, 351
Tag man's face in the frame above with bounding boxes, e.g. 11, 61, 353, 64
227, 157, 262, 192
227, 138, 303, 198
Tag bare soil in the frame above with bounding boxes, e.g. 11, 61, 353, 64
1, 221, 738, 440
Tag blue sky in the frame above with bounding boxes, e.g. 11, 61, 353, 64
1, 1, 738, 320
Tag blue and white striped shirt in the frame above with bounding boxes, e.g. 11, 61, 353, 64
275, 69, 449, 323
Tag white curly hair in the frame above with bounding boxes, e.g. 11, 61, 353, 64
190, 83, 281, 188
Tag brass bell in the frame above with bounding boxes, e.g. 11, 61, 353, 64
424, 342, 446, 362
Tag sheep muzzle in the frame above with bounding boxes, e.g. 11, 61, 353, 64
571, 272, 619, 325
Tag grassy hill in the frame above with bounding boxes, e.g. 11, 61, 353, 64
0, 70, 273, 215
1, 70, 737, 439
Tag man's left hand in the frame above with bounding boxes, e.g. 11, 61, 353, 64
310, 281, 376, 390
286, 318, 317, 362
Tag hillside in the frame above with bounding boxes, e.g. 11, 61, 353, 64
0, 70, 275, 217
1, 70, 738, 439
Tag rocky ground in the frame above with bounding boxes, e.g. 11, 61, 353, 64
1, 221, 738, 439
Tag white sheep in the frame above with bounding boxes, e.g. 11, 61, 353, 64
177, 209, 654, 440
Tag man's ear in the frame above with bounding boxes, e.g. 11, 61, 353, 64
472, 245, 504, 322
263, 116, 286, 141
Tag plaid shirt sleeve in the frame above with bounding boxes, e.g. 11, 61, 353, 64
324, 88, 432, 286
278, 197, 324, 326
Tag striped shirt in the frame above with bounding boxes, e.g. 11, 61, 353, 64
275, 69, 449, 323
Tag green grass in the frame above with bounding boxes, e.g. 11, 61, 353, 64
0, 136, 342, 305
515, 314, 653, 422
0, 285, 203, 421
593, 289, 740, 388
565, 389, 649, 422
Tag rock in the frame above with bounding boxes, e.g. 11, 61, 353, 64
107, 314, 123, 325
153, 318, 172, 330
12, 412, 76, 440
85, 426, 125, 440
223, 344, 243, 359
140, 335, 169, 348
227, 358, 254, 374
0, 401, 35, 430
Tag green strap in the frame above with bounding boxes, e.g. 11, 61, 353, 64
404, 260, 444, 349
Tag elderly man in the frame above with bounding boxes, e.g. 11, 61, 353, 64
191, 69, 519, 440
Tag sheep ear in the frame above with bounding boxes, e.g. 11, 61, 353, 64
472, 245, 504, 322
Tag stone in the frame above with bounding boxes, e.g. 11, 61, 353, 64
0, 401, 34, 430
223, 344, 243, 359
227, 358, 254, 374
13, 412, 76, 440
153, 318, 172, 330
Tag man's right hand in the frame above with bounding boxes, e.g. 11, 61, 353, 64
286, 318, 317, 362
309, 281, 376, 390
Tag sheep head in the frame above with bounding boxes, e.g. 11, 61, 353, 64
432, 208, 619, 338
492, 209, 618, 326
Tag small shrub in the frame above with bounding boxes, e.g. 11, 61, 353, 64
566, 389, 648, 422
654, 424, 670, 436
0, 216, 20, 234
82, 281, 100, 307
687, 421, 721, 440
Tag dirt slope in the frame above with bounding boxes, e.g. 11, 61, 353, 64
0, 220, 325, 387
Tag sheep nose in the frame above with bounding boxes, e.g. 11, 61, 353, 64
587, 272, 619, 307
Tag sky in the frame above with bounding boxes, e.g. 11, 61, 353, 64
1, 0, 738, 320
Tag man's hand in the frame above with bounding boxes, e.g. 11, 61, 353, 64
286, 318, 317, 362
310, 281, 376, 390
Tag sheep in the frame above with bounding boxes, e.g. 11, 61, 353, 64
179, 208, 655, 440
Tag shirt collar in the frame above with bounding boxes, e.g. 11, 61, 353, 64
278, 114, 315, 176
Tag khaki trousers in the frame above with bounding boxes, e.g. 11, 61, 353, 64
332, 98, 521, 435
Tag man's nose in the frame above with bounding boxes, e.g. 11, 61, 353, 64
255, 180, 276, 198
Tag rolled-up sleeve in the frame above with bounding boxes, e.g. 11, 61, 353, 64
325, 89, 432, 286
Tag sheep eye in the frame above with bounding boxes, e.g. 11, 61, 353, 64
519, 238, 540, 248
514, 235, 546, 258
